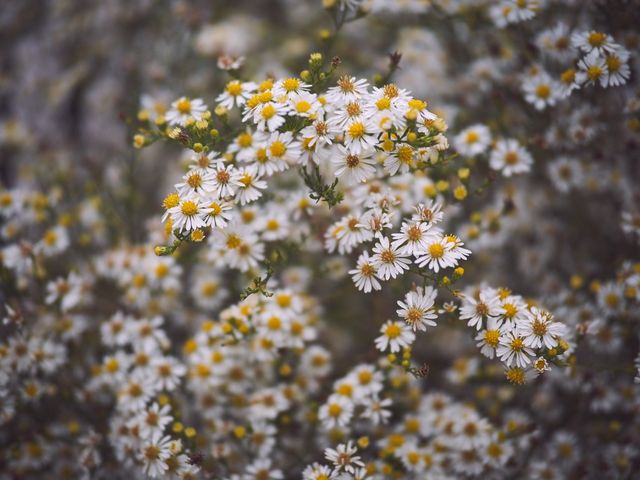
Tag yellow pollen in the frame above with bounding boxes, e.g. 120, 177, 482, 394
226, 81, 243, 96
338, 76, 354, 92
237, 132, 252, 147
376, 97, 391, 110
587, 66, 603, 80
270, 141, 286, 157
348, 122, 365, 139
226, 233, 241, 249
588, 31, 606, 47
295, 100, 311, 113
180, 200, 198, 217
385, 323, 401, 338
346, 102, 361, 117
328, 403, 342, 417
535, 84, 551, 99
428, 243, 444, 258
466, 131, 479, 143
510, 337, 524, 351
209, 202, 222, 215
176, 98, 191, 114
282, 78, 300, 92
187, 173, 202, 189
484, 330, 500, 347
261, 104, 276, 119
383, 84, 399, 98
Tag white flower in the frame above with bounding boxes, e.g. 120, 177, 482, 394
343, 118, 377, 154
209, 162, 242, 199
319, 394, 354, 429
396, 286, 438, 331
333, 146, 376, 184
169, 196, 207, 232
602, 46, 631, 87
375, 320, 415, 353
139, 433, 172, 477
453, 124, 491, 156
475, 316, 503, 359
324, 441, 365, 474
497, 331, 535, 368
523, 71, 559, 111
517, 307, 566, 349
203, 199, 233, 229
414, 234, 458, 273
371, 237, 411, 280
489, 139, 533, 177
391, 220, 436, 256
571, 30, 617, 55
361, 396, 392, 425
216, 80, 256, 109
576, 50, 608, 87
166, 97, 207, 126
349, 251, 382, 293
460, 288, 501, 330
236, 166, 267, 205
326, 76, 369, 105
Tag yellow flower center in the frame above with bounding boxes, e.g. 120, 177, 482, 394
180, 200, 198, 217
428, 243, 444, 258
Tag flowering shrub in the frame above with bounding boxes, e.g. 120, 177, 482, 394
1, 0, 639, 478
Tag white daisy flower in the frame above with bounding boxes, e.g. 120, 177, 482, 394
460, 288, 502, 330
523, 71, 559, 111
414, 234, 457, 273
349, 251, 382, 293
324, 441, 365, 474
497, 331, 535, 368
489, 139, 533, 177
517, 307, 565, 349
371, 236, 411, 280
166, 96, 207, 126
453, 124, 491, 157
332, 146, 376, 184
396, 286, 438, 331
375, 320, 416, 353
169, 196, 206, 232
319, 394, 354, 429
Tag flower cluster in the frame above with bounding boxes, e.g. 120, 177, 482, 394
2, 0, 639, 478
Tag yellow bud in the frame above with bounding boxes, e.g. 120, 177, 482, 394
569, 274, 583, 289
172, 422, 184, 433
184, 427, 196, 438
279, 363, 292, 377
453, 185, 467, 200
214, 105, 228, 117
133, 134, 145, 149
589, 280, 601, 293
210, 129, 219, 138
454, 267, 465, 277
407, 132, 417, 142
357, 436, 370, 448
436, 180, 449, 192
458, 167, 470, 180
192, 143, 203, 153
442, 276, 451, 285
221, 322, 233, 334
233, 426, 246, 438
137, 110, 150, 121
